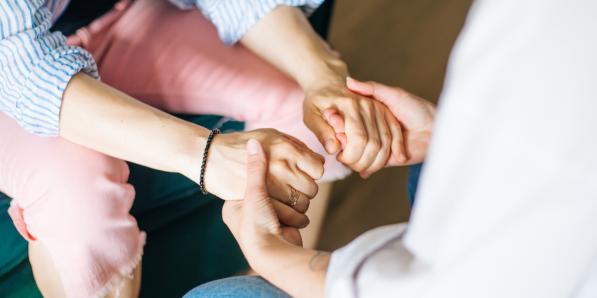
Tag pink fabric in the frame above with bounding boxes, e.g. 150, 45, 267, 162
68, 0, 350, 181
0, 112, 144, 298
0, 0, 348, 296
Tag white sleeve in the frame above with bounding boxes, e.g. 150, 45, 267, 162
325, 0, 597, 297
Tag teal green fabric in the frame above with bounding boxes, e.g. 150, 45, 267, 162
0, 115, 248, 298
0, 198, 27, 277
0, 260, 40, 298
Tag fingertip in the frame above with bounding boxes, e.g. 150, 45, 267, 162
346, 76, 356, 87
329, 114, 346, 133
323, 108, 338, 121
400, 151, 409, 164
337, 133, 347, 149
346, 76, 358, 89
324, 138, 339, 154
346, 77, 373, 96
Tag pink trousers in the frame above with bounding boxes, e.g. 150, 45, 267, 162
1, 0, 348, 296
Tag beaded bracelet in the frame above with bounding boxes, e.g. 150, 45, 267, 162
199, 128, 221, 195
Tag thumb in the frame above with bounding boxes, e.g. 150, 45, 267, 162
245, 139, 269, 200
347, 77, 409, 108
304, 109, 340, 154
346, 76, 375, 96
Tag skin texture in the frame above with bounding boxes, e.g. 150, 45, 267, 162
327, 78, 436, 170
223, 81, 435, 297
223, 140, 330, 298
30, 5, 425, 296
240, 6, 405, 176
38, 6, 343, 296
61, 74, 324, 207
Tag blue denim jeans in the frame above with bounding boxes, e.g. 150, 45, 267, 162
408, 163, 423, 206
184, 276, 289, 298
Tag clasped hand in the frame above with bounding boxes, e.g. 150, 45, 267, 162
211, 78, 434, 231
306, 77, 435, 178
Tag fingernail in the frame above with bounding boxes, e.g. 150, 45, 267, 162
247, 139, 260, 155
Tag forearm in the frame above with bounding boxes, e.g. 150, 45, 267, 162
252, 240, 330, 298
60, 73, 207, 182
240, 5, 347, 91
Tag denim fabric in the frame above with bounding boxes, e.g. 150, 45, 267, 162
408, 163, 423, 207
184, 276, 290, 298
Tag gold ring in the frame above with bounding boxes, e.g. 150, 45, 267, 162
289, 187, 301, 207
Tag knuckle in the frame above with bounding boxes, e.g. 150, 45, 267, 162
352, 132, 368, 146
306, 153, 324, 168
339, 151, 358, 165
307, 183, 319, 198
371, 137, 381, 150
383, 131, 393, 141
283, 212, 305, 228
297, 216, 309, 228
351, 163, 367, 173
269, 160, 289, 174
303, 198, 311, 210
315, 163, 324, 179
295, 200, 309, 214
284, 140, 300, 152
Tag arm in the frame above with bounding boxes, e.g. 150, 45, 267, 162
181, 0, 407, 177
60, 74, 208, 182
240, 6, 407, 177
1, 1, 322, 218
239, 5, 343, 92
251, 241, 330, 298
1, 1, 206, 181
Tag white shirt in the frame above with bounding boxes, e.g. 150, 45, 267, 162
326, 0, 597, 297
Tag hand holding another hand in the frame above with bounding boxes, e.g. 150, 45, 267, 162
303, 77, 406, 178
323, 78, 435, 177
205, 129, 324, 229
222, 139, 303, 266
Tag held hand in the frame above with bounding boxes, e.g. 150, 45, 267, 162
325, 78, 435, 173
222, 139, 303, 265
205, 129, 324, 228
303, 80, 404, 177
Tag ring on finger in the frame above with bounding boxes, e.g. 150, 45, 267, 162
288, 187, 301, 207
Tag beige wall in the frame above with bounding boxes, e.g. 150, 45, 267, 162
319, 0, 473, 250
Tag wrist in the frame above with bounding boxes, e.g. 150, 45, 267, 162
297, 53, 349, 92
177, 126, 210, 184
245, 235, 295, 273
202, 132, 247, 200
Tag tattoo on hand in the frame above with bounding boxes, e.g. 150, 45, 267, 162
309, 251, 330, 271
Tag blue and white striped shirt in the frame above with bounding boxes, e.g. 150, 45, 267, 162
0, 0, 323, 136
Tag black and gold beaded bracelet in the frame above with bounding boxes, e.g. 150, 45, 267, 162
199, 128, 221, 195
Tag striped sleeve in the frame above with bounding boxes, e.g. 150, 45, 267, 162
169, 0, 324, 44
0, 0, 98, 136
